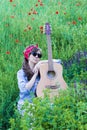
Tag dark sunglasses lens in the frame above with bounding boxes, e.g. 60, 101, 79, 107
32, 52, 42, 58
38, 54, 42, 58
32, 52, 37, 56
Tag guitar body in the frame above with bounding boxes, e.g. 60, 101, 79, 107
36, 62, 67, 98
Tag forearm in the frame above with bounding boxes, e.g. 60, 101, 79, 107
25, 73, 37, 90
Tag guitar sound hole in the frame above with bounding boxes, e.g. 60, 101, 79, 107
47, 71, 56, 79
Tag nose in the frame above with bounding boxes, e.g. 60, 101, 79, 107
35, 55, 38, 58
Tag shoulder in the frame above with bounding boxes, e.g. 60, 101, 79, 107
17, 69, 24, 75
17, 69, 28, 82
17, 69, 26, 78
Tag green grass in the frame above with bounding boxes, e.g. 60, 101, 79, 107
0, 0, 87, 129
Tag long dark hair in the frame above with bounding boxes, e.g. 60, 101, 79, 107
22, 47, 41, 80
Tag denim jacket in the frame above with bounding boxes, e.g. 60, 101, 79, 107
17, 69, 40, 110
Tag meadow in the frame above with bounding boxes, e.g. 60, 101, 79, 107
0, 0, 87, 129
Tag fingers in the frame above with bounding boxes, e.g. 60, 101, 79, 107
33, 61, 41, 74
33, 66, 39, 73
33, 68, 38, 73
34, 62, 40, 70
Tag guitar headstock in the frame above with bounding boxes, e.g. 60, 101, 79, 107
45, 23, 51, 35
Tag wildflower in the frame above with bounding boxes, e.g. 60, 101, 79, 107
10, 16, 14, 18
6, 51, 10, 54
24, 29, 27, 32
56, 11, 59, 14
58, 2, 61, 5
35, 4, 38, 6
10, 0, 13, 2
31, 18, 35, 20
40, 3, 43, 6
27, 25, 32, 30
40, 26, 43, 34
15, 39, 19, 43
78, 17, 82, 21
13, 4, 16, 7
38, 0, 41, 2
28, 12, 31, 15
72, 21, 76, 25
33, 10, 38, 14
76, 3, 80, 6
40, 26, 43, 29
64, 12, 66, 15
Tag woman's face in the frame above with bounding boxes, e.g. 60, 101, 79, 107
28, 50, 42, 64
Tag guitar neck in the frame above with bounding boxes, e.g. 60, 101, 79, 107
46, 35, 53, 71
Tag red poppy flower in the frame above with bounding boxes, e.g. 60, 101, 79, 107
10, 0, 13, 2
40, 3, 43, 6
31, 18, 35, 20
38, 0, 41, 2
78, 17, 82, 21
35, 4, 38, 6
56, 11, 59, 14
15, 39, 19, 43
39, 26, 43, 34
40, 26, 43, 30
72, 21, 76, 25
10, 16, 15, 18
6, 51, 10, 54
33, 10, 38, 14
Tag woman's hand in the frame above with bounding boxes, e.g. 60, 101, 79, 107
33, 67, 38, 77
33, 61, 41, 72
33, 62, 41, 76
33, 60, 47, 74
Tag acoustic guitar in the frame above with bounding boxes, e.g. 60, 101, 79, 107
36, 23, 67, 98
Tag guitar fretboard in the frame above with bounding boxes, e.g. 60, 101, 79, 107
46, 35, 54, 71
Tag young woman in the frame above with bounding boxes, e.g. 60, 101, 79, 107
17, 44, 42, 111
17, 44, 61, 111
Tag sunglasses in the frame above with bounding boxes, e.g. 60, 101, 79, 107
31, 52, 42, 58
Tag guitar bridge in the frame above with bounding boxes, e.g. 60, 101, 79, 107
46, 84, 60, 89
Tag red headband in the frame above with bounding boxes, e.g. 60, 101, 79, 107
23, 44, 38, 60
